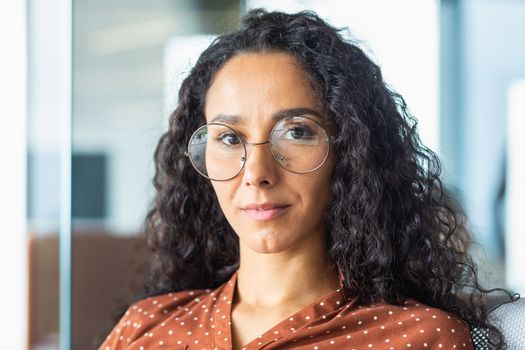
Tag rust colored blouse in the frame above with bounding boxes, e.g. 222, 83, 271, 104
100, 270, 474, 349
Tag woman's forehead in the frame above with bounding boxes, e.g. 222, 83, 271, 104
204, 52, 322, 125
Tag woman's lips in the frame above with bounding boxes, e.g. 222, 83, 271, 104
241, 205, 291, 221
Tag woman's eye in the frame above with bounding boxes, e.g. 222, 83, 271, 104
284, 126, 314, 140
217, 133, 242, 146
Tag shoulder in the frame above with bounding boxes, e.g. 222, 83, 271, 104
128, 287, 212, 317
347, 298, 474, 349
99, 288, 210, 349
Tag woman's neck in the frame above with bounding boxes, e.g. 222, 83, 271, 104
234, 238, 341, 310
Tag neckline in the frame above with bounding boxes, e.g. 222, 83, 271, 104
213, 269, 349, 349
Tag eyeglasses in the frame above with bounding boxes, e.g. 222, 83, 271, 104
184, 115, 334, 181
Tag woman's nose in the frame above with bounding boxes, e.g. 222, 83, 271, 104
241, 142, 278, 188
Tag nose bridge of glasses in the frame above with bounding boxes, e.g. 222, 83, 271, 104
245, 139, 270, 147
243, 139, 271, 159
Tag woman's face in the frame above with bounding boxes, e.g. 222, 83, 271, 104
204, 52, 335, 254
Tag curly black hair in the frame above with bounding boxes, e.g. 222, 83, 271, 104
142, 8, 511, 348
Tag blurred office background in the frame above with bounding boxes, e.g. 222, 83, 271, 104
1, 0, 524, 348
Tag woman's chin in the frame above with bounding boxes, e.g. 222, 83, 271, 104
240, 230, 293, 254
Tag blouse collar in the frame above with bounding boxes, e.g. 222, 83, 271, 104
211, 269, 350, 349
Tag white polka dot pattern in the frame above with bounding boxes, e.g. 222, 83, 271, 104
99, 271, 474, 349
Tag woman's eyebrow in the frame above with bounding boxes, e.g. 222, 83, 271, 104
208, 107, 324, 125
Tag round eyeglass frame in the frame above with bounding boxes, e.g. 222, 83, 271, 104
184, 115, 335, 181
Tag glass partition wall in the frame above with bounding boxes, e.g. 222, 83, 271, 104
27, 0, 71, 348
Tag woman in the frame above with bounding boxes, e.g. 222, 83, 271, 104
100, 8, 506, 350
